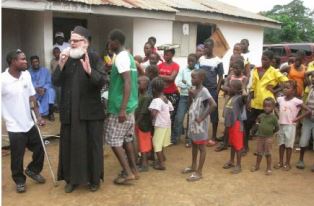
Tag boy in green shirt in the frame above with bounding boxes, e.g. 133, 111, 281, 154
105, 30, 139, 185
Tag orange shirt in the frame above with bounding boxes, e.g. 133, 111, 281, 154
288, 64, 305, 97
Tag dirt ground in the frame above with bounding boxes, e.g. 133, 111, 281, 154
2, 103, 314, 206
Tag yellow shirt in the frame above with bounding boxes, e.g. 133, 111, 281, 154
251, 66, 288, 110
304, 61, 314, 100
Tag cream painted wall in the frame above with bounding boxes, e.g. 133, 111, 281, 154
217, 22, 264, 73
133, 18, 173, 56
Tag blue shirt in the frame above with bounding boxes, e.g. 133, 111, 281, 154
175, 67, 193, 96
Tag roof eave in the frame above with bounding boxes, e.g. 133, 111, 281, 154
176, 10, 281, 29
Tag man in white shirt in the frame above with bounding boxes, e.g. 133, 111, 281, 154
53, 32, 70, 51
2, 49, 46, 193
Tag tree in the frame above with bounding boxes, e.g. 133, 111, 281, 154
261, 0, 314, 43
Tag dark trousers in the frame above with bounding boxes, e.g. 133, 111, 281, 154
8, 126, 44, 184
244, 108, 263, 149
165, 93, 180, 144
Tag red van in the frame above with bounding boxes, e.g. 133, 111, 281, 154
263, 43, 314, 65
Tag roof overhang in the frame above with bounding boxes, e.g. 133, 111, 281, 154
175, 10, 281, 29
1, 0, 176, 21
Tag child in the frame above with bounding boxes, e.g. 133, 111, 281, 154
149, 52, 160, 66
182, 69, 217, 181
296, 74, 314, 170
223, 79, 247, 174
135, 76, 153, 172
145, 65, 159, 97
274, 80, 310, 171
173, 53, 197, 147
251, 98, 279, 175
149, 77, 173, 170
134, 55, 145, 76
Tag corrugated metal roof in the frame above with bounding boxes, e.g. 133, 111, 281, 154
56, 0, 279, 24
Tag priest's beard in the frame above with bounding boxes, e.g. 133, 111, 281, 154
69, 47, 85, 59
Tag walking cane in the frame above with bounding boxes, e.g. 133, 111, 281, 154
30, 102, 58, 187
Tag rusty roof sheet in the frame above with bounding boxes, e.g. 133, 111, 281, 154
57, 0, 279, 24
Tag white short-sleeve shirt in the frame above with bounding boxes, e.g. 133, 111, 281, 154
149, 98, 174, 128
114, 51, 131, 74
2, 70, 36, 132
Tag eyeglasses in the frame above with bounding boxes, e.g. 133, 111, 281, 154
70, 39, 85, 43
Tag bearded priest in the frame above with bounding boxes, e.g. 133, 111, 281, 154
53, 26, 106, 193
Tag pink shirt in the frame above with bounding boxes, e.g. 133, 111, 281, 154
149, 98, 174, 128
277, 96, 303, 124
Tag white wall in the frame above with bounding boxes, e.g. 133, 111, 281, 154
2, 9, 22, 70
218, 22, 264, 73
133, 18, 173, 56
2, 9, 53, 69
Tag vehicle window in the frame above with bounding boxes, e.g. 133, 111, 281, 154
270, 47, 286, 56
289, 45, 312, 56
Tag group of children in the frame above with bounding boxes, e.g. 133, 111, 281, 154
132, 37, 314, 183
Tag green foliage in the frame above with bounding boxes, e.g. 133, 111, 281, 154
261, 0, 314, 43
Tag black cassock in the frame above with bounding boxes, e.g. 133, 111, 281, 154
53, 51, 106, 185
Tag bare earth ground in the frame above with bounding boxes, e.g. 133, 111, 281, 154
2, 98, 314, 206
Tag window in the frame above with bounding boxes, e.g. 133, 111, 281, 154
289, 45, 312, 56
270, 46, 286, 56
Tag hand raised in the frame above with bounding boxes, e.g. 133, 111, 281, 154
80, 53, 91, 75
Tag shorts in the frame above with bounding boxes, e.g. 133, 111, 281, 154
278, 124, 296, 148
299, 118, 314, 148
228, 120, 243, 151
135, 125, 152, 153
256, 137, 273, 156
207, 87, 219, 124
105, 113, 135, 147
153, 127, 171, 152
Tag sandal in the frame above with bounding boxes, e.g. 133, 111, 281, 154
186, 172, 202, 182
265, 170, 272, 176
223, 162, 235, 169
185, 143, 191, 148
274, 163, 283, 169
181, 167, 194, 174
282, 164, 291, 171
206, 139, 217, 147
113, 176, 134, 185
231, 166, 242, 174
250, 166, 260, 172
153, 163, 166, 171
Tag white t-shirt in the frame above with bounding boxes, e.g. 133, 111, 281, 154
149, 97, 174, 128
114, 50, 131, 74
2, 70, 36, 132
53, 42, 70, 51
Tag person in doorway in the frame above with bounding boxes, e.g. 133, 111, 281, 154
105, 29, 139, 185
199, 38, 224, 146
53, 26, 106, 192
29, 56, 56, 121
2, 49, 46, 193
54, 32, 70, 51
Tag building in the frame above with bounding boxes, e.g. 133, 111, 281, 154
2, 0, 280, 71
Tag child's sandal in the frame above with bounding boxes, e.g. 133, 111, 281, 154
250, 166, 259, 172
265, 170, 272, 175
181, 167, 194, 174
273, 163, 283, 169
223, 162, 234, 169
282, 164, 291, 171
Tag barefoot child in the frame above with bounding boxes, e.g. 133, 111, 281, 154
274, 80, 310, 171
223, 79, 247, 174
182, 69, 217, 181
135, 76, 153, 171
251, 98, 279, 175
149, 77, 173, 170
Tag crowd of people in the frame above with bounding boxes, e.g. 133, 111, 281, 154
2, 25, 314, 194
